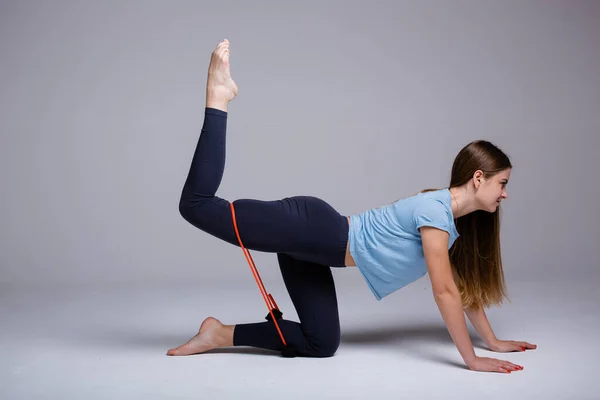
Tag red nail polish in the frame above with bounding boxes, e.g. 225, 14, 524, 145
522, 347, 526, 351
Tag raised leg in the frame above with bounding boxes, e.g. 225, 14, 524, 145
178, 41, 348, 263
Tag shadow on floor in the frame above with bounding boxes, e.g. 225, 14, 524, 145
63, 322, 487, 363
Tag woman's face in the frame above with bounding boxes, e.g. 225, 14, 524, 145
478, 168, 511, 212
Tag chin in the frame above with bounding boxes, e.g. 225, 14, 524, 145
486, 203, 500, 212
480, 202, 500, 213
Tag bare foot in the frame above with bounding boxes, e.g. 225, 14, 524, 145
206, 39, 238, 111
166, 317, 233, 356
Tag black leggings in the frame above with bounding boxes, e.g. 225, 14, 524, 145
178, 108, 349, 357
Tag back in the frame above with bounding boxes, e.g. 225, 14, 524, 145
348, 188, 460, 300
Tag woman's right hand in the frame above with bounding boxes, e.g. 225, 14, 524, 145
467, 356, 523, 373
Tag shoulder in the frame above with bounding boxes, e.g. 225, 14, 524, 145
417, 195, 452, 263
413, 196, 450, 223
412, 192, 452, 235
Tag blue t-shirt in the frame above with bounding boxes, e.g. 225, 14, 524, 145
348, 188, 460, 300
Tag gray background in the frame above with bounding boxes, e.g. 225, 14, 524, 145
1, 0, 598, 399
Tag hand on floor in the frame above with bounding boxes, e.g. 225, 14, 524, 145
488, 338, 537, 352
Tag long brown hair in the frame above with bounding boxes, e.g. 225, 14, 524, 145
421, 140, 513, 310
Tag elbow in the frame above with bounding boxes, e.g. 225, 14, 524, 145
432, 284, 460, 300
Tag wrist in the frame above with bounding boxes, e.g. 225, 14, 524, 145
464, 353, 478, 367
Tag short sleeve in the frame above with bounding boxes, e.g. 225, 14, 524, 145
413, 199, 451, 235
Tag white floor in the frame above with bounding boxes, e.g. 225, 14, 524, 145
1, 273, 597, 399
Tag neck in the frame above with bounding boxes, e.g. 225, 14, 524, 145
449, 184, 480, 219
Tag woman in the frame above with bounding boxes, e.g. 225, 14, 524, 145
167, 40, 536, 374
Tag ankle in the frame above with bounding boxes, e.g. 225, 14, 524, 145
219, 324, 235, 347
206, 86, 229, 111
206, 99, 227, 112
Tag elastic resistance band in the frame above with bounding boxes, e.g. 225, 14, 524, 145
229, 202, 291, 351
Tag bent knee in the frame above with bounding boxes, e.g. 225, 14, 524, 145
178, 197, 238, 245
178, 195, 229, 225
179, 202, 203, 228
307, 333, 340, 358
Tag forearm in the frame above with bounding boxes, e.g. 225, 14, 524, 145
464, 306, 497, 346
435, 291, 476, 365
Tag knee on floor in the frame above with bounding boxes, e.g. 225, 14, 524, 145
306, 332, 340, 358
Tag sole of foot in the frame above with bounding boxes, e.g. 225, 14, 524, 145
206, 39, 238, 111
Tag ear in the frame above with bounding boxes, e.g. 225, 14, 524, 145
473, 170, 484, 188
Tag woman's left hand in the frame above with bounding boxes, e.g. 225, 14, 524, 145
488, 339, 537, 353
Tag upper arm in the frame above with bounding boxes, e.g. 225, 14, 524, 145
420, 226, 458, 295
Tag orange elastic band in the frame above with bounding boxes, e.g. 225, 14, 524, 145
229, 202, 287, 347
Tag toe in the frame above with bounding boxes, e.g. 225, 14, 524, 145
167, 344, 189, 356
166, 348, 177, 356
